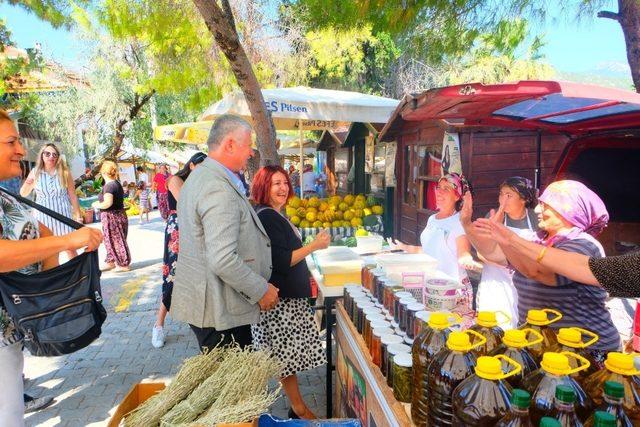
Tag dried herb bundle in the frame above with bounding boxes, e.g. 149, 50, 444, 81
123, 349, 224, 427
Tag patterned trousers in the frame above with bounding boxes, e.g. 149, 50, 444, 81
101, 210, 131, 267
157, 192, 170, 220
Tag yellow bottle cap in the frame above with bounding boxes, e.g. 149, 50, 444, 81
605, 352, 640, 376
541, 351, 591, 376
557, 327, 599, 349
475, 356, 503, 379
557, 328, 582, 346
541, 353, 571, 375
428, 312, 451, 330
526, 309, 562, 326
474, 355, 521, 380
477, 311, 498, 328
503, 330, 528, 348
447, 331, 472, 352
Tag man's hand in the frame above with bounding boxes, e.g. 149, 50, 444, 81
67, 227, 103, 252
258, 283, 279, 311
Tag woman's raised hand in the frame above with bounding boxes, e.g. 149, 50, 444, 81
312, 229, 331, 250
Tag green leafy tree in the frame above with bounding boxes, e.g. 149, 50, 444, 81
305, 25, 400, 94
295, 0, 640, 92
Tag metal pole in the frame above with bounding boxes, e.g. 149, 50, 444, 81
299, 119, 304, 198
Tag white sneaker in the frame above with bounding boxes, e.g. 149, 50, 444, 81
151, 326, 165, 348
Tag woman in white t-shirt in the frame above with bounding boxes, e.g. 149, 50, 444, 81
396, 174, 480, 298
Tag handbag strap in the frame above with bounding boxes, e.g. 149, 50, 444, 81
0, 186, 83, 230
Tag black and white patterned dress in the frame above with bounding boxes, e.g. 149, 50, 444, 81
33, 171, 74, 236
251, 206, 326, 378
251, 298, 326, 377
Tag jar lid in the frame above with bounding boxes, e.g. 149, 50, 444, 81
366, 314, 387, 324
390, 321, 399, 328
353, 296, 371, 304
370, 320, 392, 330
363, 307, 381, 316
394, 291, 413, 299
344, 284, 362, 291
387, 343, 411, 355
393, 352, 412, 368
373, 327, 394, 338
404, 336, 414, 345
603, 381, 624, 399
356, 301, 375, 309
510, 389, 531, 409
415, 311, 431, 322
555, 385, 576, 403
407, 303, 426, 312
380, 334, 404, 345
399, 297, 417, 304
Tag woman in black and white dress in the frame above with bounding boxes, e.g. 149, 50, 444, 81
250, 165, 330, 420
20, 143, 81, 260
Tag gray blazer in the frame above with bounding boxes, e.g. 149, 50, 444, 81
171, 158, 271, 330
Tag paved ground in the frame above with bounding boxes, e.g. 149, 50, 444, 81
23, 211, 328, 426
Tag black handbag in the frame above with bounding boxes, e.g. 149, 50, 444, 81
0, 187, 107, 357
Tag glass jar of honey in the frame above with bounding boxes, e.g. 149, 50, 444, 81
371, 327, 394, 366
355, 300, 375, 334
364, 314, 387, 348
393, 291, 414, 324
405, 302, 426, 341
398, 297, 417, 334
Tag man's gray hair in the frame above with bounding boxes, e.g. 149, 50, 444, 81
207, 114, 253, 149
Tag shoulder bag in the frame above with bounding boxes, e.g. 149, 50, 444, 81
0, 187, 107, 357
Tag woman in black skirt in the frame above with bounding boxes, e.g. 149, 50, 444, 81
151, 152, 206, 348
250, 165, 330, 419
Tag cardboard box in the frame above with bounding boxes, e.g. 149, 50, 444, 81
108, 382, 166, 427
108, 381, 257, 427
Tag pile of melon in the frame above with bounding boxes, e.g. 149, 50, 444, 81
285, 194, 383, 229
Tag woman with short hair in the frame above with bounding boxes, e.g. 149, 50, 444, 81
92, 161, 131, 272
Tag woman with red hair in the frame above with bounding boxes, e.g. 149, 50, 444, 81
250, 165, 330, 419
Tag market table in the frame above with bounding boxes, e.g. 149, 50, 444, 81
306, 257, 344, 418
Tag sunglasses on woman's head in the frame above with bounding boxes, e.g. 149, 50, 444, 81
43, 151, 59, 159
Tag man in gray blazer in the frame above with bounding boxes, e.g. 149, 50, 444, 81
171, 115, 279, 351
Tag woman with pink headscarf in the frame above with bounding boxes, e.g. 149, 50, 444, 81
473, 180, 620, 357
395, 173, 480, 307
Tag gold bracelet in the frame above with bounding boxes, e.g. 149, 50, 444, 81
536, 246, 548, 263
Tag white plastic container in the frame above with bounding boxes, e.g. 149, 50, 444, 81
375, 253, 438, 283
356, 235, 384, 253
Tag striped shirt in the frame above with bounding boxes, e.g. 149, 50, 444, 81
514, 235, 621, 351
34, 171, 74, 236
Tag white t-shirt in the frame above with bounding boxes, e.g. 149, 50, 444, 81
302, 171, 317, 192
420, 212, 466, 282
138, 172, 149, 185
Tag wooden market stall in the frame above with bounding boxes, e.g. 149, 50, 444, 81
378, 81, 640, 255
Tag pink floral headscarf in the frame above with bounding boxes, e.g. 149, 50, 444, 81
538, 180, 609, 237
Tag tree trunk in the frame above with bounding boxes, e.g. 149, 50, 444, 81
599, 1, 640, 92
191, 0, 279, 166
75, 91, 155, 187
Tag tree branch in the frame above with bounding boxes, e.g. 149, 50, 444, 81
597, 10, 620, 21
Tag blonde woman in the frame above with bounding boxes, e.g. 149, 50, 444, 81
20, 143, 82, 259
92, 161, 131, 272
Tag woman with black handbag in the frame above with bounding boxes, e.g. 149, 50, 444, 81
0, 111, 103, 425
